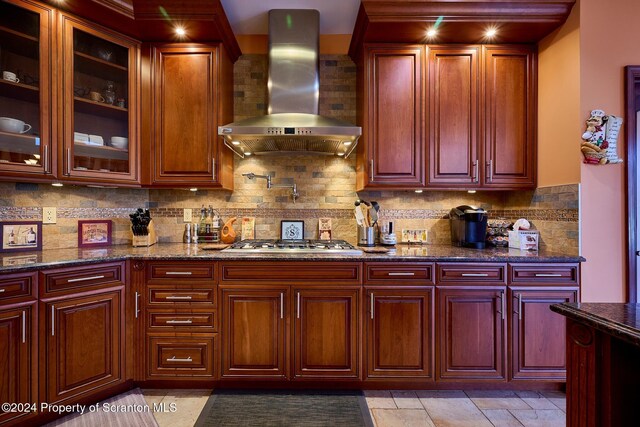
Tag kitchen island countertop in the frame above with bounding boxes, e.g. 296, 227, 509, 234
0, 243, 584, 273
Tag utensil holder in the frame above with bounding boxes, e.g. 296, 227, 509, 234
132, 220, 158, 247
358, 226, 375, 247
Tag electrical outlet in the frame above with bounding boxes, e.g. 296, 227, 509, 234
183, 208, 192, 223
43, 207, 57, 224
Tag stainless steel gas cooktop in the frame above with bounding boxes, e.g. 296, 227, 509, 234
224, 239, 363, 255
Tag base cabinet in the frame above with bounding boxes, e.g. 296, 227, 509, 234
366, 288, 433, 379
41, 290, 124, 404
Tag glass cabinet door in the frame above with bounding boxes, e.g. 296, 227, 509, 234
60, 14, 138, 183
0, 0, 53, 176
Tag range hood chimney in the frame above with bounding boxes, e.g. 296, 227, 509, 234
218, 9, 361, 158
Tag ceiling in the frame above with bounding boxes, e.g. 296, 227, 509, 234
219, 0, 360, 35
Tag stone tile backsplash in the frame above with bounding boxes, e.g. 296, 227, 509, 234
0, 54, 580, 254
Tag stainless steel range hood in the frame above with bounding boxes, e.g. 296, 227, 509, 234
218, 9, 361, 158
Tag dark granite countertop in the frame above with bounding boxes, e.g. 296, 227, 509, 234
0, 243, 584, 273
551, 303, 640, 347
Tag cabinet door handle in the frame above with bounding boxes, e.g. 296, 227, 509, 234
44, 145, 49, 173
280, 293, 284, 319
51, 305, 55, 336
388, 272, 415, 276
66, 147, 71, 175
22, 310, 26, 344
165, 295, 193, 300
165, 271, 192, 276
473, 159, 479, 183
135, 291, 140, 319
166, 356, 192, 363
461, 273, 489, 277
487, 159, 493, 182
296, 292, 300, 319
212, 157, 216, 181
369, 159, 374, 182
535, 273, 562, 277
497, 292, 504, 320
517, 293, 522, 320
67, 275, 105, 283
370, 293, 374, 320
166, 319, 193, 324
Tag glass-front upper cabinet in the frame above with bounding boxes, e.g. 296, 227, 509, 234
59, 14, 139, 184
0, 0, 54, 178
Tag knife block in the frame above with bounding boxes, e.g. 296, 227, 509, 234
132, 220, 158, 247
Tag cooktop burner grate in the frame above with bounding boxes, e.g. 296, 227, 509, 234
224, 239, 363, 255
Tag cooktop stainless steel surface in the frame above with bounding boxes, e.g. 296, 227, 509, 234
224, 239, 363, 255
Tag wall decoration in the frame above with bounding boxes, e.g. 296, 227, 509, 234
78, 220, 112, 248
0, 221, 42, 252
581, 109, 623, 164
281, 220, 304, 240
318, 218, 332, 240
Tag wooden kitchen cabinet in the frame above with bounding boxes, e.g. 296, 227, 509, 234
482, 45, 536, 188
427, 46, 480, 187
437, 287, 507, 380
509, 288, 577, 380
221, 288, 288, 379
292, 288, 359, 379
366, 288, 433, 379
0, 304, 37, 426
41, 289, 124, 404
356, 44, 425, 190
58, 13, 140, 184
147, 44, 233, 188
0, 0, 55, 180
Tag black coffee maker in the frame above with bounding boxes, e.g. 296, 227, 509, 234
449, 205, 488, 249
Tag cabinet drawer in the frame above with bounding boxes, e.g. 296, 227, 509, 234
41, 262, 125, 296
147, 309, 217, 331
148, 262, 215, 281
365, 263, 434, 285
147, 285, 216, 305
148, 336, 215, 377
509, 264, 579, 285
220, 262, 361, 285
0, 272, 36, 303
436, 263, 506, 284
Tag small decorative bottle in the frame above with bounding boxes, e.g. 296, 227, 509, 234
103, 81, 116, 105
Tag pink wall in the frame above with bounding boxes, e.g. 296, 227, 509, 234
579, 0, 640, 302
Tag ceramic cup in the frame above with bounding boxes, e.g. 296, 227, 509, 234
2, 71, 19, 83
0, 117, 32, 134
110, 136, 128, 150
89, 91, 105, 103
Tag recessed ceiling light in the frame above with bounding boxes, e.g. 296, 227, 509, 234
485, 28, 497, 38
232, 141, 240, 146
244, 152, 252, 156
337, 152, 345, 157
468, 190, 477, 194
175, 26, 186, 37
426, 28, 437, 38
415, 189, 423, 193
52, 182, 63, 187
343, 141, 352, 146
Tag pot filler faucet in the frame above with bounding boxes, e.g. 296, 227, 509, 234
242, 172, 299, 203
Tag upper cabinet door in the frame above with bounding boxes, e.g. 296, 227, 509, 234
0, 0, 54, 179
483, 46, 536, 188
360, 45, 425, 189
427, 46, 480, 187
150, 44, 233, 188
59, 13, 139, 184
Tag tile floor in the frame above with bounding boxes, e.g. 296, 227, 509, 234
141, 389, 566, 427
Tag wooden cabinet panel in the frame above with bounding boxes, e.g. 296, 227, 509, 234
0, 271, 36, 304
365, 263, 434, 285
428, 46, 480, 186
147, 262, 215, 281
437, 263, 506, 285
510, 288, 577, 380
366, 288, 433, 379
147, 308, 217, 332
42, 290, 123, 404
483, 46, 536, 188
437, 287, 506, 380
147, 335, 215, 378
293, 289, 359, 379
359, 45, 424, 188
221, 288, 288, 379
0, 304, 36, 426
220, 262, 361, 285
147, 285, 216, 306
40, 262, 125, 297
509, 263, 579, 285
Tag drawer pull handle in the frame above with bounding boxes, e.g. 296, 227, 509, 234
67, 275, 105, 283
534, 273, 563, 277
166, 319, 193, 324
461, 273, 489, 277
165, 272, 193, 275
166, 356, 192, 363
165, 296, 193, 300
388, 272, 415, 276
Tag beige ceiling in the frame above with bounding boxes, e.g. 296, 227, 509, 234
219, 0, 360, 35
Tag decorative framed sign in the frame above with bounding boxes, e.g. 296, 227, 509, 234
0, 221, 42, 252
78, 220, 112, 248
281, 220, 304, 240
